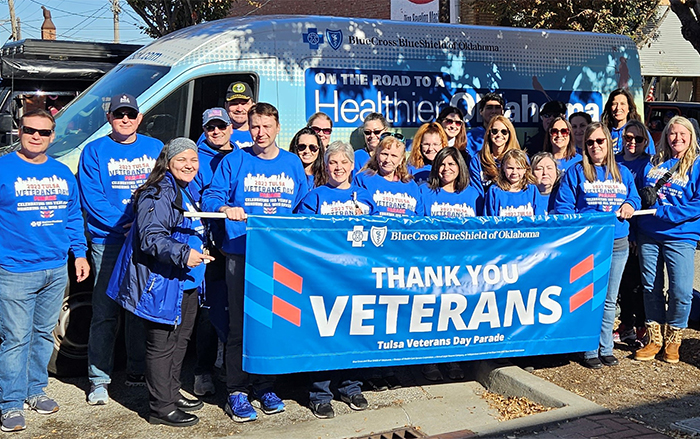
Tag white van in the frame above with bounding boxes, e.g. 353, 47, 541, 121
48, 14, 643, 173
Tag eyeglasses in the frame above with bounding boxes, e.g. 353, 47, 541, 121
363, 129, 384, 137
112, 110, 138, 120
310, 125, 332, 135
205, 123, 229, 132
296, 143, 319, 153
585, 138, 607, 146
21, 126, 53, 137
484, 104, 503, 111
443, 118, 463, 126
490, 128, 509, 136
421, 143, 442, 149
550, 128, 570, 136
623, 134, 645, 144
380, 132, 405, 141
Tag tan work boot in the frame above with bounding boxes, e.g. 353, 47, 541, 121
663, 325, 683, 363
634, 321, 663, 361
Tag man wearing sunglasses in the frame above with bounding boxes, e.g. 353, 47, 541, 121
524, 100, 567, 157
0, 110, 90, 432
79, 93, 163, 406
466, 93, 505, 156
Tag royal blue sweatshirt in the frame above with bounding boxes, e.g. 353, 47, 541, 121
610, 126, 656, 156
637, 157, 700, 243
78, 134, 162, 244
0, 152, 88, 272
296, 184, 377, 215
202, 147, 308, 255
556, 153, 583, 173
468, 153, 498, 197
408, 164, 431, 186
354, 149, 371, 175
554, 163, 641, 239
197, 129, 253, 150
615, 154, 651, 190
353, 171, 423, 217
420, 184, 482, 217
486, 184, 544, 217
191, 138, 236, 201
466, 126, 485, 157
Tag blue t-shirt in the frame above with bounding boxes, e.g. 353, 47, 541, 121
296, 184, 377, 215
486, 184, 544, 217
557, 153, 583, 173
354, 149, 371, 175
420, 184, 482, 217
466, 126, 485, 157
179, 187, 206, 290
0, 152, 88, 272
408, 164, 431, 186
554, 163, 641, 239
637, 157, 700, 243
353, 171, 423, 217
78, 134, 163, 244
202, 147, 308, 255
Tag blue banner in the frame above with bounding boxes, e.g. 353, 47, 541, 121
243, 213, 615, 374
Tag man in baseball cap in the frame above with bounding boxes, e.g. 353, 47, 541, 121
224, 82, 255, 149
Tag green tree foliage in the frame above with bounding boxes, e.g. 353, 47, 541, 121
472, 0, 660, 41
126, 0, 244, 38
670, 0, 700, 55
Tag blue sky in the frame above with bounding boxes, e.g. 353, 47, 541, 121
0, 0, 154, 46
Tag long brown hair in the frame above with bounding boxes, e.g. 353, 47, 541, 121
581, 122, 621, 183
601, 88, 641, 129
437, 106, 466, 151
427, 147, 470, 192
480, 115, 521, 181
289, 127, 327, 187
544, 117, 577, 160
494, 149, 536, 191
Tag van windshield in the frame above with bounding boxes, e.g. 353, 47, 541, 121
48, 64, 170, 158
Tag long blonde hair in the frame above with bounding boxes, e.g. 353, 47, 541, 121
581, 122, 621, 183
651, 116, 700, 181
494, 149, 536, 191
480, 115, 521, 181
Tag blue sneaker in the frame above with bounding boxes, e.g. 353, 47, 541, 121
224, 393, 257, 423
251, 390, 285, 415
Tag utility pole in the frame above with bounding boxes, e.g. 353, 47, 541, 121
111, 0, 121, 43
8, 0, 19, 40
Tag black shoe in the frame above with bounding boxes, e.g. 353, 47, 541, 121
600, 355, 619, 366
422, 364, 444, 382
176, 394, 203, 412
365, 378, 389, 392
581, 357, 603, 369
309, 402, 335, 419
384, 374, 402, 390
341, 393, 368, 411
148, 409, 199, 427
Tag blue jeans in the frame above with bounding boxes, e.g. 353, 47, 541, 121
309, 371, 362, 405
584, 239, 628, 359
87, 242, 146, 385
0, 264, 68, 412
638, 233, 696, 328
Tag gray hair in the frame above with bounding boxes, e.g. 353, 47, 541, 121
325, 141, 354, 165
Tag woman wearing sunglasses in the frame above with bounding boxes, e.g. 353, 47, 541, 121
554, 122, 640, 370
634, 116, 700, 365
437, 106, 467, 152
289, 127, 328, 191
613, 120, 651, 349
543, 117, 581, 172
307, 112, 333, 147
355, 113, 389, 175
354, 132, 422, 217
469, 115, 520, 197
407, 122, 448, 185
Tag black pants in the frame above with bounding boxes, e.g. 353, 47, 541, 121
225, 254, 275, 394
144, 288, 199, 417
618, 251, 646, 329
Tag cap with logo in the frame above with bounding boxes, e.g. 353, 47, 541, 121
109, 93, 139, 113
225, 81, 254, 102
202, 107, 232, 126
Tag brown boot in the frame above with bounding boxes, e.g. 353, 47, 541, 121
663, 325, 683, 363
634, 322, 663, 361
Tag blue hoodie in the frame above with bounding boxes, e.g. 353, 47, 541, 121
554, 163, 641, 239
637, 157, 700, 244
466, 126, 485, 157
0, 152, 87, 272
77, 134, 163, 244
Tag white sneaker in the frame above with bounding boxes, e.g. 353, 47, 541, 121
194, 374, 216, 396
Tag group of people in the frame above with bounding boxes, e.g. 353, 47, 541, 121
1, 80, 699, 432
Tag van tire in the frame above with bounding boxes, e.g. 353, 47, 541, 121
48, 292, 92, 377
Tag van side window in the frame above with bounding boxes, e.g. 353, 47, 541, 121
139, 84, 190, 144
